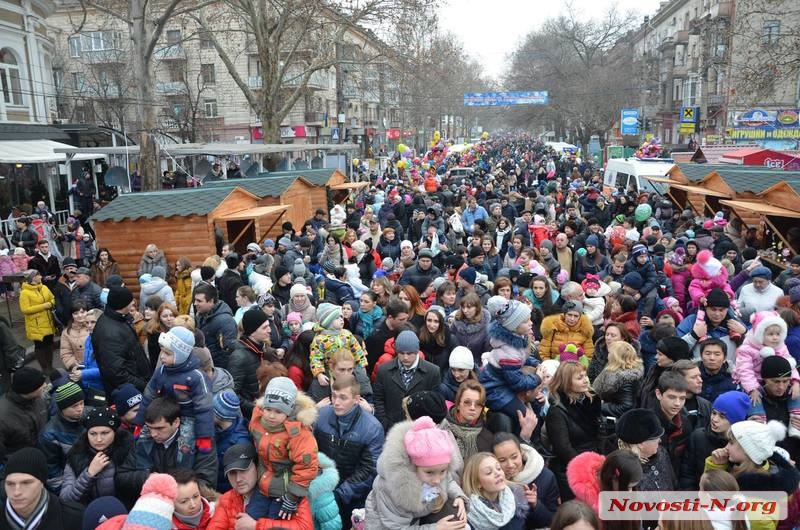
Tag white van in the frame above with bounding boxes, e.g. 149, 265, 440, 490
603, 158, 676, 195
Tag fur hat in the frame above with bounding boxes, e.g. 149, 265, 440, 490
404, 416, 453, 467
263, 376, 297, 416
316, 303, 342, 330
697, 250, 722, 277
487, 295, 531, 332
655, 336, 692, 362
750, 310, 787, 345
448, 346, 474, 370
711, 391, 751, 424
158, 326, 195, 365
615, 408, 664, 444
121, 474, 178, 530
729, 421, 786, 464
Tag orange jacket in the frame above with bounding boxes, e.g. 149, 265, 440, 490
207, 490, 313, 530
249, 392, 319, 500
539, 313, 595, 361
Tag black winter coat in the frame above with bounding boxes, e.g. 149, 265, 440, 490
0, 390, 47, 463
679, 427, 726, 490
228, 337, 270, 420
92, 307, 151, 393
217, 269, 243, 315
373, 358, 441, 431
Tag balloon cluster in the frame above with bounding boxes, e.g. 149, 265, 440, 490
390, 131, 492, 185
635, 138, 662, 159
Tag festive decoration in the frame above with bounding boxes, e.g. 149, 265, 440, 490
635, 138, 663, 159
352, 158, 360, 167
634, 203, 653, 223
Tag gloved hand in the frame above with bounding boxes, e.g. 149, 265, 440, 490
279, 494, 298, 519
196, 437, 212, 454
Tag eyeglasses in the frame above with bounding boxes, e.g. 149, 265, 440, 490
461, 399, 484, 408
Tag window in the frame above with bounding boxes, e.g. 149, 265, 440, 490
198, 30, 214, 49
683, 75, 700, 106
53, 69, 63, 91
201, 63, 215, 85
204, 98, 217, 118
0, 48, 23, 106
763, 20, 780, 45
71, 72, 85, 91
167, 63, 184, 83
166, 30, 181, 46
68, 36, 81, 57
615, 172, 629, 189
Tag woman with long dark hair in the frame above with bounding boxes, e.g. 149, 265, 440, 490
89, 247, 120, 288
59, 299, 91, 373
418, 308, 459, 369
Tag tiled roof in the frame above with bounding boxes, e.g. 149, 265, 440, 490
259, 168, 338, 186
674, 163, 731, 182
91, 187, 237, 222
203, 176, 299, 197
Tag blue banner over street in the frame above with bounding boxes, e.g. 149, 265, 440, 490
621, 108, 639, 136
463, 91, 549, 106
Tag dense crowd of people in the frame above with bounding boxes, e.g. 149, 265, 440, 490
0, 133, 799, 530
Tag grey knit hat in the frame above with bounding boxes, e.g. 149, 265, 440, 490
487, 295, 531, 332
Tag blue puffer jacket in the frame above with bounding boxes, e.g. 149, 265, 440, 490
310, 452, 342, 530
133, 354, 214, 439
80, 333, 103, 393
479, 323, 541, 411
323, 276, 355, 305
214, 415, 251, 492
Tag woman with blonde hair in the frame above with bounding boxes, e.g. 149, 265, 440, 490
545, 360, 601, 500
370, 276, 393, 308
137, 243, 168, 278
592, 341, 643, 419
439, 380, 494, 463
462, 452, 526, 530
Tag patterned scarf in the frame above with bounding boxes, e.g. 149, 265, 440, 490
5, 490, 48, 530
467, 487, 517, 530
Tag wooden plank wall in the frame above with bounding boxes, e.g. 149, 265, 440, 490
94, 215, 214, 298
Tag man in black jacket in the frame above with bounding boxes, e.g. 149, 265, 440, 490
0, 368, 48, 465
218, 253, 244, 312
1, 447, 84, 529
10, 217, 37, 256
364, 297, 409, 369
92, 286, 150, 393
28, 240, 60, 292
195, 284, 237, 369
373, 330, 440, 431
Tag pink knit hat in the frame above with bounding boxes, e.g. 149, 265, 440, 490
286, 312, 303, 325
404, 416, 453, 467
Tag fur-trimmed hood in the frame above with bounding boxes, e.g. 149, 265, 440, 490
374, 419, 460, 514
592, 366, 644, 399
737, 452, 800, 494
309, 451, 340, 501
256, 390, 318, 427
512, 443, 545, 485
566, 451, 605, 513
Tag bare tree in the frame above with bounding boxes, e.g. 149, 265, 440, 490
504, 5, 640, 152
727, 0, 800, 106
79, 0, 215, 190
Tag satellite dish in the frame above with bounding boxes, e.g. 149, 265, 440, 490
104, 166, 128, 187
194, 160, 212, 179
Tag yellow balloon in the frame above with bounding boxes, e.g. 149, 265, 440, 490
352, 158, 360, 166
481, 131, 489, 140
396, 160, 407, 169
433, 131, 441, 141
397, 143, 408, 154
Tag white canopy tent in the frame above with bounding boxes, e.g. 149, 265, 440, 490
0, 140, 105, 163
0, 140, 106, 213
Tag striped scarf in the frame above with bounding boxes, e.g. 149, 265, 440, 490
5, 490, 48, 530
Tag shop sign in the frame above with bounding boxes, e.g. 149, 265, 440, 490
387, 128, 400, 140
731, 108, 800, 138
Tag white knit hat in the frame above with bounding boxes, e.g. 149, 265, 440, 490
730, 420, 786, 464
751, 310, 787, 345
449, 346, 474, 370
697, 250, 722, 277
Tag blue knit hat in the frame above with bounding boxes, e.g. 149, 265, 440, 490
712, 391, 751, 424
158, 326, 195, 365
214, 390, 242, 421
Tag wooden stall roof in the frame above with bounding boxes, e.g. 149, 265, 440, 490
202, 175, 315, 198
90, 186, 258, 222
672, 163, 733, 182
330, 181, 370, 190
668, 182, 731, 197
214, 205, 290, 221
642, 176, 675, 184
256, 168, 346, 187
720, 199, 800, 218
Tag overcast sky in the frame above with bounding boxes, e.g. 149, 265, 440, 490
437, 0, 665, 81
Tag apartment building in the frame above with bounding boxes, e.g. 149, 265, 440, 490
46, 2, 402, 153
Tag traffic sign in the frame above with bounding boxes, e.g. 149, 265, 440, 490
680, 106, 699, 123
331, 128, 340, 142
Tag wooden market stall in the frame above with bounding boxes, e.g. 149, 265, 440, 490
91, 186, 287, 294
203, 175, 321, 236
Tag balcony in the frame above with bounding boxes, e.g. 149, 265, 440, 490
305, 111, 325, 124
154, 45, 185, 61
83, 49, 124, 65
156, 81, 186, 95
675, 30, 689, 43
282, 69, 328, 90
711, 1, 733, 19
76, 82, 120, 99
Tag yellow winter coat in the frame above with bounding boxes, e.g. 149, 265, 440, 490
539, 313, 595, 361
174, 270, 193, 315
19, 282, 56, 341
